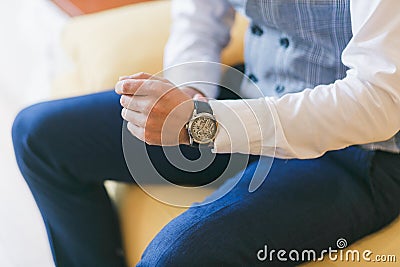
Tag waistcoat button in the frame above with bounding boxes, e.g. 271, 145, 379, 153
248, 73, 259, 83
275, 85, 285, 94
280, 37, 290, 48
251, 24, 264, 36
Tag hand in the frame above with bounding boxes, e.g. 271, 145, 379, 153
115, 72, 194, 146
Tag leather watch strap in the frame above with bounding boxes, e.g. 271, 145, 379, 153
194, 100, 213, 115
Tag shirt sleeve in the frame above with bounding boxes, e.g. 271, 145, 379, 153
210, 0, 400, 159
163, 0, 235, 99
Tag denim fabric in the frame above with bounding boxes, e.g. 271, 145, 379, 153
12, 91, 238, 267
13, 91, 400, 266
138, 147, 400, 266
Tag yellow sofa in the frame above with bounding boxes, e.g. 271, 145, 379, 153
54, 1, 400, 266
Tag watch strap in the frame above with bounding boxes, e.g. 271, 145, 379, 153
189, 142, 214, 149
194, 100, 213, 115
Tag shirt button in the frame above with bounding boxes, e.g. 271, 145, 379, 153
280, 37, 290, 48
251, 24, 264, 36
248, 73, 259, 83
275, 85, 285, 94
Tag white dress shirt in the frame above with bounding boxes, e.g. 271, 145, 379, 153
164, 0, 400, 159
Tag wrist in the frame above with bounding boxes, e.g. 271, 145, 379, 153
179, 127, 191, 145
179, 87, 204, 145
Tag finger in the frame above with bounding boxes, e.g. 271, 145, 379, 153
118, 75, 132, 81
119, 72, 152, 81
119, 72, 170, 83
120, 95, 151, 113
115, 79, 146, 95
115, 79, 165, 95
127, 122, 145, 142
121, 108, 147, 127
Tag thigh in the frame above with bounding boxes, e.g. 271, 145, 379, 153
124, 140, 253, 186
138, 146, 400, 266
14, 90, 241, 186
13, 90, 133, 184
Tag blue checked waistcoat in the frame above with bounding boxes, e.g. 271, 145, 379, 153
230, 0, 400, 153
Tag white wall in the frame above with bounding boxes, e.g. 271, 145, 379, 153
0, 1, 68, 266
0, 0, 68, 103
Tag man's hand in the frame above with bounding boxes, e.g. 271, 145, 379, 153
115, 72, 195, 146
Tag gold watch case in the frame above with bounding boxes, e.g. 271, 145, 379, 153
187, 113, 218, 144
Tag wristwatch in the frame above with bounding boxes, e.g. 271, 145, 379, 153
186, 100, 218, 147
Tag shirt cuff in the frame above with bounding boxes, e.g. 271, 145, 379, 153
209, 98, 278, 156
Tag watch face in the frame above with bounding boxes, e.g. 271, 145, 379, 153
189, 114, 218, 144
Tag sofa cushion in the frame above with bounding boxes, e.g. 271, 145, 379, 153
53, 0, 248, 98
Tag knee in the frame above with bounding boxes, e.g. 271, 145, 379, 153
138, 232, 202, 267
12, 102, 58, 165
138, 218, 225, 267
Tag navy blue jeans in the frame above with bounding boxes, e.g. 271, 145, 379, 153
12, 90, 400, 266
